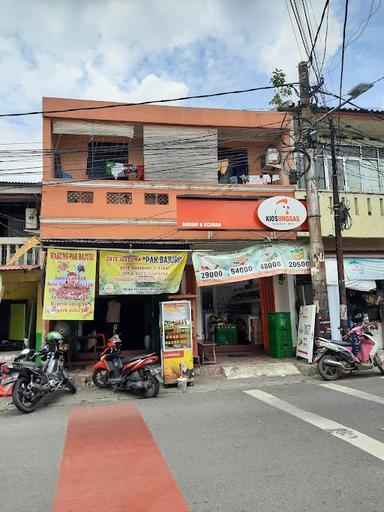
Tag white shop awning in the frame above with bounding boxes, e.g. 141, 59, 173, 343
325, 257, 384, 291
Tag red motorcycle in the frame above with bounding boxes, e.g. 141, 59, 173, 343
92, 334, 160, 398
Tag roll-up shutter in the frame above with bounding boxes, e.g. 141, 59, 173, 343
143, 125, 218, 182
52, 120, 134, 138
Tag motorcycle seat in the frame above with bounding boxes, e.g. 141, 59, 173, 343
13, 360, 40, 370
122, 353, 155, 364
331, 340, 352, 347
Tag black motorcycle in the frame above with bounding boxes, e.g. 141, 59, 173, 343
11, 339, 76, 414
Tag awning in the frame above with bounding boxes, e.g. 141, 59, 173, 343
325, 257, 384, 291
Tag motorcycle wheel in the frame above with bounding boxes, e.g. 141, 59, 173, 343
142, 373, 160, 398
318, 355, 341, 381
65, 378, 77, 394
92, 368, 110, 389
374, 354, 384, 375
12, 377, 40, 414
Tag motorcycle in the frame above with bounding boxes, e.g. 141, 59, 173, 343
10, 332, 77, 413
92, 334, 160, 398
314, 320, 384, 381
0, 340, 37, 397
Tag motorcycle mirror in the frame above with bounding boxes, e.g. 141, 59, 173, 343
23, 338, 29, 349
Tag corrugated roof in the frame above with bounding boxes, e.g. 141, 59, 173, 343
0, 265, 40, 271
0, 174, 42, 184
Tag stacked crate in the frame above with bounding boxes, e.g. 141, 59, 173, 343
267, 313, 293, 359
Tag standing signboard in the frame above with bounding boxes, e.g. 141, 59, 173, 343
160, 301, 194, 384
296, 305, 316, 363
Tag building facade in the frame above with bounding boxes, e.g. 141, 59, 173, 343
295, 108, 384, 346
40, 97, 313, 363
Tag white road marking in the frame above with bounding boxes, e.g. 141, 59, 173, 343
320, 382, 384, 405
245, 389, 384, 462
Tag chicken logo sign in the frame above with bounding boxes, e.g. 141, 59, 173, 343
257, 196, 307, 231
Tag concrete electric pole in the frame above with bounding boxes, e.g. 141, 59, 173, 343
298, 61, 329, 336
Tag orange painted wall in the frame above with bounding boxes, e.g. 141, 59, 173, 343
40, 183, 297, 241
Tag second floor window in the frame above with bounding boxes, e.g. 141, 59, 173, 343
87, 141, 129, 178
299, 144, 384, 193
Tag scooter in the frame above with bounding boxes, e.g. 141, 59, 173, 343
91, 334, 160, 398
314, 320, 384, 381
0, 340, 36, 397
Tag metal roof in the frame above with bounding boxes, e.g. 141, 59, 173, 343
0, 265, 40, 271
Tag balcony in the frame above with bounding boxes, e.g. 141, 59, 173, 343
0, 237, 40, 267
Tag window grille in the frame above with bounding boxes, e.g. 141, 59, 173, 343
106, 192, 132, 204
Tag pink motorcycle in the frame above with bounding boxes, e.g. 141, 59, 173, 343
314, 321, 384, 381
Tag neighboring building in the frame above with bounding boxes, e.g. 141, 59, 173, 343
40, 97, 313, 362
0, 175, 42, 351
295, 108, 384, 345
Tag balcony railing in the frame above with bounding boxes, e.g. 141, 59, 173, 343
0, 237, 40, 266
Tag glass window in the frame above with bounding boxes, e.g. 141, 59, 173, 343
345, 160, 361, 192
315, 156, 326, 189
361, 159, 380, 193
362, 147, 378, 159
339, 145, 360, 158
326, 157, 345, 190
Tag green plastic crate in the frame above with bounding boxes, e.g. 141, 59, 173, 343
269, 344, 293, 359
214, 327, 238, 345
268, 312, 292, 332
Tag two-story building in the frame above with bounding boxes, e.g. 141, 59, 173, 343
0, 175, 42, 352
295, 107, 384, 346
40, 97, 313, 363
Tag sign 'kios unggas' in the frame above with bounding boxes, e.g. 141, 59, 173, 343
256, 196, 307, 231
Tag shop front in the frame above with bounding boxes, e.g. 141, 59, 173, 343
326, 257, 384, 347
192, 242, 310, 357
42, 248, 190, 364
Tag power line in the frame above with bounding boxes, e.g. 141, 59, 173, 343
339, 0, 350, 104
0, 83, 298, 119
307, 0, 329, 65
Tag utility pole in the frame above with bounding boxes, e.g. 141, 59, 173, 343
329, 117, 348, 333
298, 61, 329, 336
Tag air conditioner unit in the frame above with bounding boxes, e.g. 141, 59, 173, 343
261, 148, 282, 170
25, 208, 38, 230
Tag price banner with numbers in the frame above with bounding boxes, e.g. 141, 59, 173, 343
192, 243, 310, 287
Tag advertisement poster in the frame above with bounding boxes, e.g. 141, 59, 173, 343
296, 305, 316, 363
160, 301, 193, 384
192, 243, 310, 287
43, 249, 97, 320
99, 251, 187, 295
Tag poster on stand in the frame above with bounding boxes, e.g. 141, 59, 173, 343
43, 249, 97, 320
160, 301, 194, 384
99, 251, 187, 295
296, 305, 316, 363
192, 243, 310, 287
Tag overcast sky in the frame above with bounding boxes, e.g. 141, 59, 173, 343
0, 0, 383, 178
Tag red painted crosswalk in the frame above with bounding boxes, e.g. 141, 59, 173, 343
54, 403, 190, 511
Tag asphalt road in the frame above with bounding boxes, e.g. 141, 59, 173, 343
1, 373, 384, 511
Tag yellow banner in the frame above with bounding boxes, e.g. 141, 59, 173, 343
99, 251, 187, 295
43, 249, 97, 320
6, 236, 40, 266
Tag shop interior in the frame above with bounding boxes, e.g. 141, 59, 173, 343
51, 295, 164, 361
200, 279, 263, 351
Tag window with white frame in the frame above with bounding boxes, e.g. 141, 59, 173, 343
299, 144, 384, 193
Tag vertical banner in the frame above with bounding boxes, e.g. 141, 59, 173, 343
43, 249, 97, 320
160, 301, 193, 384
296, 305, 316, 363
